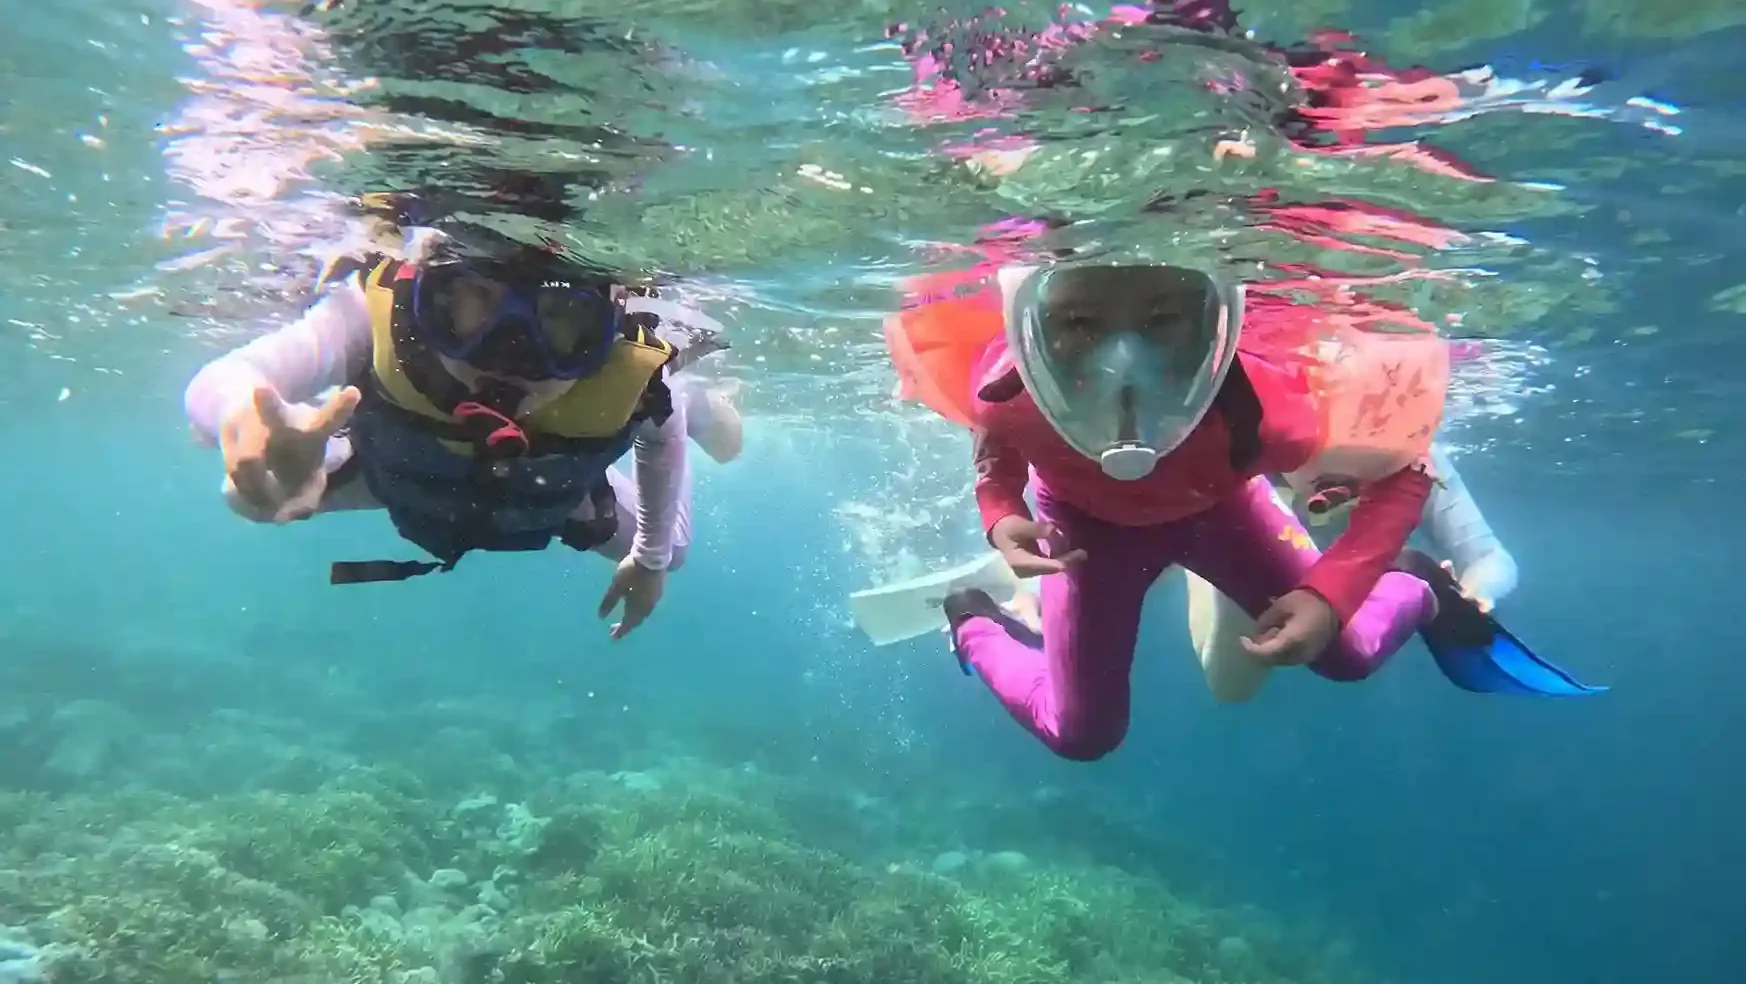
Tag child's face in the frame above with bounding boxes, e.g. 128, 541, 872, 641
1036, 266, 1213, 379
443, 274, 509, 341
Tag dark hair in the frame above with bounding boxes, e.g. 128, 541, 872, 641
411, 221, 619, 292
348, 170, 625, 288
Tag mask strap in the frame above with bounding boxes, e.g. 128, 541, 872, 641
1212, 358, 1262, 471
977, 366, 1025, 404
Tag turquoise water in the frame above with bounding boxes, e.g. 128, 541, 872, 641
2, 1, 1743, 983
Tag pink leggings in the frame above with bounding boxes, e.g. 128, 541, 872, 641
954, 478, 1431, 760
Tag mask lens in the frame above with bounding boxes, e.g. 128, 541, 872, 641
471, 322, 546, 378
534, 285, 614, 364
1063, 334, 1168, 444
413, 262, 619, 378
1076, 333, 1158, 394
1009, 264, 1239, 466
411, 266, 471, 353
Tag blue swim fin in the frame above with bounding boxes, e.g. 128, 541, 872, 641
1399, 550, 1607, 697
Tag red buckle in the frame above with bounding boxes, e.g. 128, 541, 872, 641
453, 401, 530, 457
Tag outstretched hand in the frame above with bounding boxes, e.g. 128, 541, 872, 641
220, 385, 360, 523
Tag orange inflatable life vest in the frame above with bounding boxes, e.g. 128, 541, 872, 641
884, 271, 1450, 506
1283, 323, 1450, 515
883, 270, 1006, 429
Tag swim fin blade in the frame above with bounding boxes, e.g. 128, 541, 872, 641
848, 551, 1020, 646
1400, 550, 1607, 697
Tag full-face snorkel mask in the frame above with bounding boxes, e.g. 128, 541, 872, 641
998, 262, 1243, 481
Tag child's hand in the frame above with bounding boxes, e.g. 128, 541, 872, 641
990, 515, 1087, 578
221, 384, 359, 523
1240, 589, 1338, 666
598, 556, 666, 641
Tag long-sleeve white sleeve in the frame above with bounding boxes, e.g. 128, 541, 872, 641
624, 396, 688, 571
1424, 444, 1519, 603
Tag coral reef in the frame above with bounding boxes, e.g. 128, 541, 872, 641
0, 625, 1382, 984
0, 758, 1363, 984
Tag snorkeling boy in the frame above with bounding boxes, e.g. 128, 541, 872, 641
184, 223, 741, 639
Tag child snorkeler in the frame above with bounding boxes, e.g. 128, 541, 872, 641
858, 261, 1602, 761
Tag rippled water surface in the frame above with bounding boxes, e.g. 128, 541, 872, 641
4, 0, 1743, 464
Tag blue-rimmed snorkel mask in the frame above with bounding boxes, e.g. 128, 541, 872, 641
1000, 262, 1243, 481
410, 259, 620, 381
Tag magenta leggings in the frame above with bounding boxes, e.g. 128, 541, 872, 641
954, 478, 1431, 761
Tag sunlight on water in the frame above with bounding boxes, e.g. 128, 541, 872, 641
6, 0, 1719, 453
124, 0, 1694, 378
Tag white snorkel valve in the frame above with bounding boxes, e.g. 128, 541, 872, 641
1099, 443, 1160, 481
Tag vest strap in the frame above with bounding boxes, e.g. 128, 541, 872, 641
359, 379, 627, 458
330, 558, 455, 585
328, 467, 623, 586
1212, 358, 1263, 473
